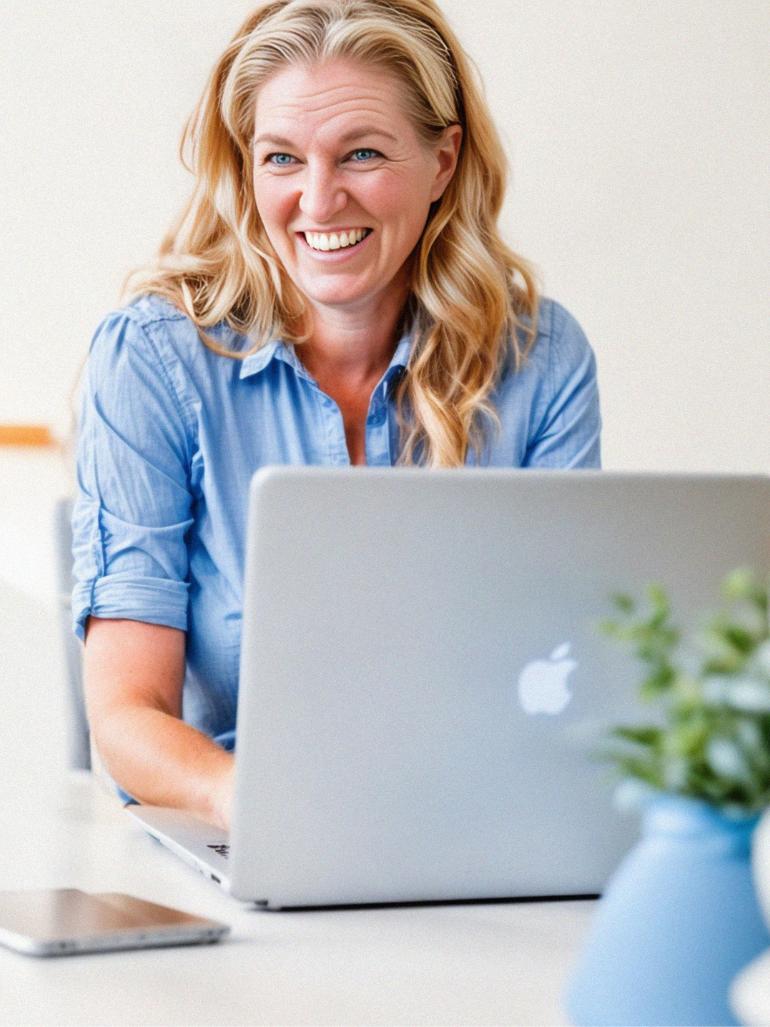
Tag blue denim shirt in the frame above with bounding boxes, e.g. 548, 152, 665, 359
72, 292, 601, 750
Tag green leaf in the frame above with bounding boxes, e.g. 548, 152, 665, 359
723, 625, 759, 653
639, 666, 676, 698
610, 725, 662, 748
663, 721, 708, 758
646, 583, 671, 627
722, 567, 763, 605
611, 593, 636, 614
598, 618, 625, 639
671, 673, 703, 707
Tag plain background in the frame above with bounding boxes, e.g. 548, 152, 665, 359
2, 0, 768, 472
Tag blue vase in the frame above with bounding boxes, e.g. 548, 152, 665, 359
565, 793, 770, 1026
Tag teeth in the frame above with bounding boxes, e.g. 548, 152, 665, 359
305, 228, 368, 251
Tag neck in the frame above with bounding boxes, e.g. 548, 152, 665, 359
299, 282, 410, 388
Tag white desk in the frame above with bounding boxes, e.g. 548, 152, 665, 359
0, 449, 593, 1025
0, 776, 595, 1026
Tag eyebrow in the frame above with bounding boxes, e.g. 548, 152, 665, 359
253, 127, 399, 148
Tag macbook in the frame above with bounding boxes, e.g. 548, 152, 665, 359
129, 468, 769, 907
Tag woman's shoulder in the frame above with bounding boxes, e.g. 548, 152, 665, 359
498, 294, 598, 402
88, 292, 249, 369
516, 295, 592, 357
86, 294, 241, 428
88, 293, 193, 362
122, 291, 190, 329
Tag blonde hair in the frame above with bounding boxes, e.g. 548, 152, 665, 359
123, 0, 540, 466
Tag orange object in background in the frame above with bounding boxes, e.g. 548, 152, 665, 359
0, 424, 56, 446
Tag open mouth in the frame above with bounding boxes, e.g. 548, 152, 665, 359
301, 228, 373, 252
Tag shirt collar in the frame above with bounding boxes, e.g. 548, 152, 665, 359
239, 323, 416, 385
239, 339, 294, 380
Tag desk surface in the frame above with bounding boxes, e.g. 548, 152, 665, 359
0, 448, 593, 1026
0, 776, 594, 1027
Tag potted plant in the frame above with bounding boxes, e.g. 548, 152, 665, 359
566, 568, 770, 1027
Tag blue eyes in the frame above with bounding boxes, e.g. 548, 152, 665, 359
266, 148, 381, 167
269, 153, 295, 166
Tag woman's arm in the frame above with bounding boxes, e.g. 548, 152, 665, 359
83, 617, 234, 830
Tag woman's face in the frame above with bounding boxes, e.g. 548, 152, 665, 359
251, 58, 461, 319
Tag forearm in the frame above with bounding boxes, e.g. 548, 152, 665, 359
83, 618, 233, 830
92, 705, 234, 829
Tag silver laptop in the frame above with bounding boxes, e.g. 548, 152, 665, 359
129, 468, 769, 908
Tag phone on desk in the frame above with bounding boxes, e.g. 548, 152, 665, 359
0, 889, 229, 956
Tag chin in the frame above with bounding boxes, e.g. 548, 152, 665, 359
295, 281, 374, 309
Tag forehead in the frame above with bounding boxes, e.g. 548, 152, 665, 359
253, 58, 415, 140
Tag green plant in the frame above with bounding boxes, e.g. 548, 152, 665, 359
600, 568, 770, 816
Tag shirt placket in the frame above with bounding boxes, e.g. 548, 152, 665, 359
365, 377, 395, 466
316, 388, 350, 466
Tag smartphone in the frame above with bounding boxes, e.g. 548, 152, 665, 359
0, 889, 230, 956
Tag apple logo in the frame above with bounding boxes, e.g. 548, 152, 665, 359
517, 642, 578, 715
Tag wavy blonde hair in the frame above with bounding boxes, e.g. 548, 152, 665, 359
123, 0, 540, 466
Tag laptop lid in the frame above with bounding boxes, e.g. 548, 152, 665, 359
228, 468, 769, 907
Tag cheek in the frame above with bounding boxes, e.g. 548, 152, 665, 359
253, 178, 292, 231
367, 173, 434, 236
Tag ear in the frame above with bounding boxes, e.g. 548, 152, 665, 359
429, 123, 463, 202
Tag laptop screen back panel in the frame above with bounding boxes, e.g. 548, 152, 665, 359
229, 469, 769, 907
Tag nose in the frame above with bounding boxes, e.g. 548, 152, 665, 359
298, 161, 348, 224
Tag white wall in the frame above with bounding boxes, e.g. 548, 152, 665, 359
2, 0, 768, 472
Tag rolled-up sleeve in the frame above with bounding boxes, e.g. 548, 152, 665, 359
524, 301, 602, 468
72, 310, 195, 640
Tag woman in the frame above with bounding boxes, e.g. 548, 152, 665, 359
73, 0, 601, 830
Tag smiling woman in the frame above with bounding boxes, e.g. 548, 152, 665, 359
73, 0, 601, 828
